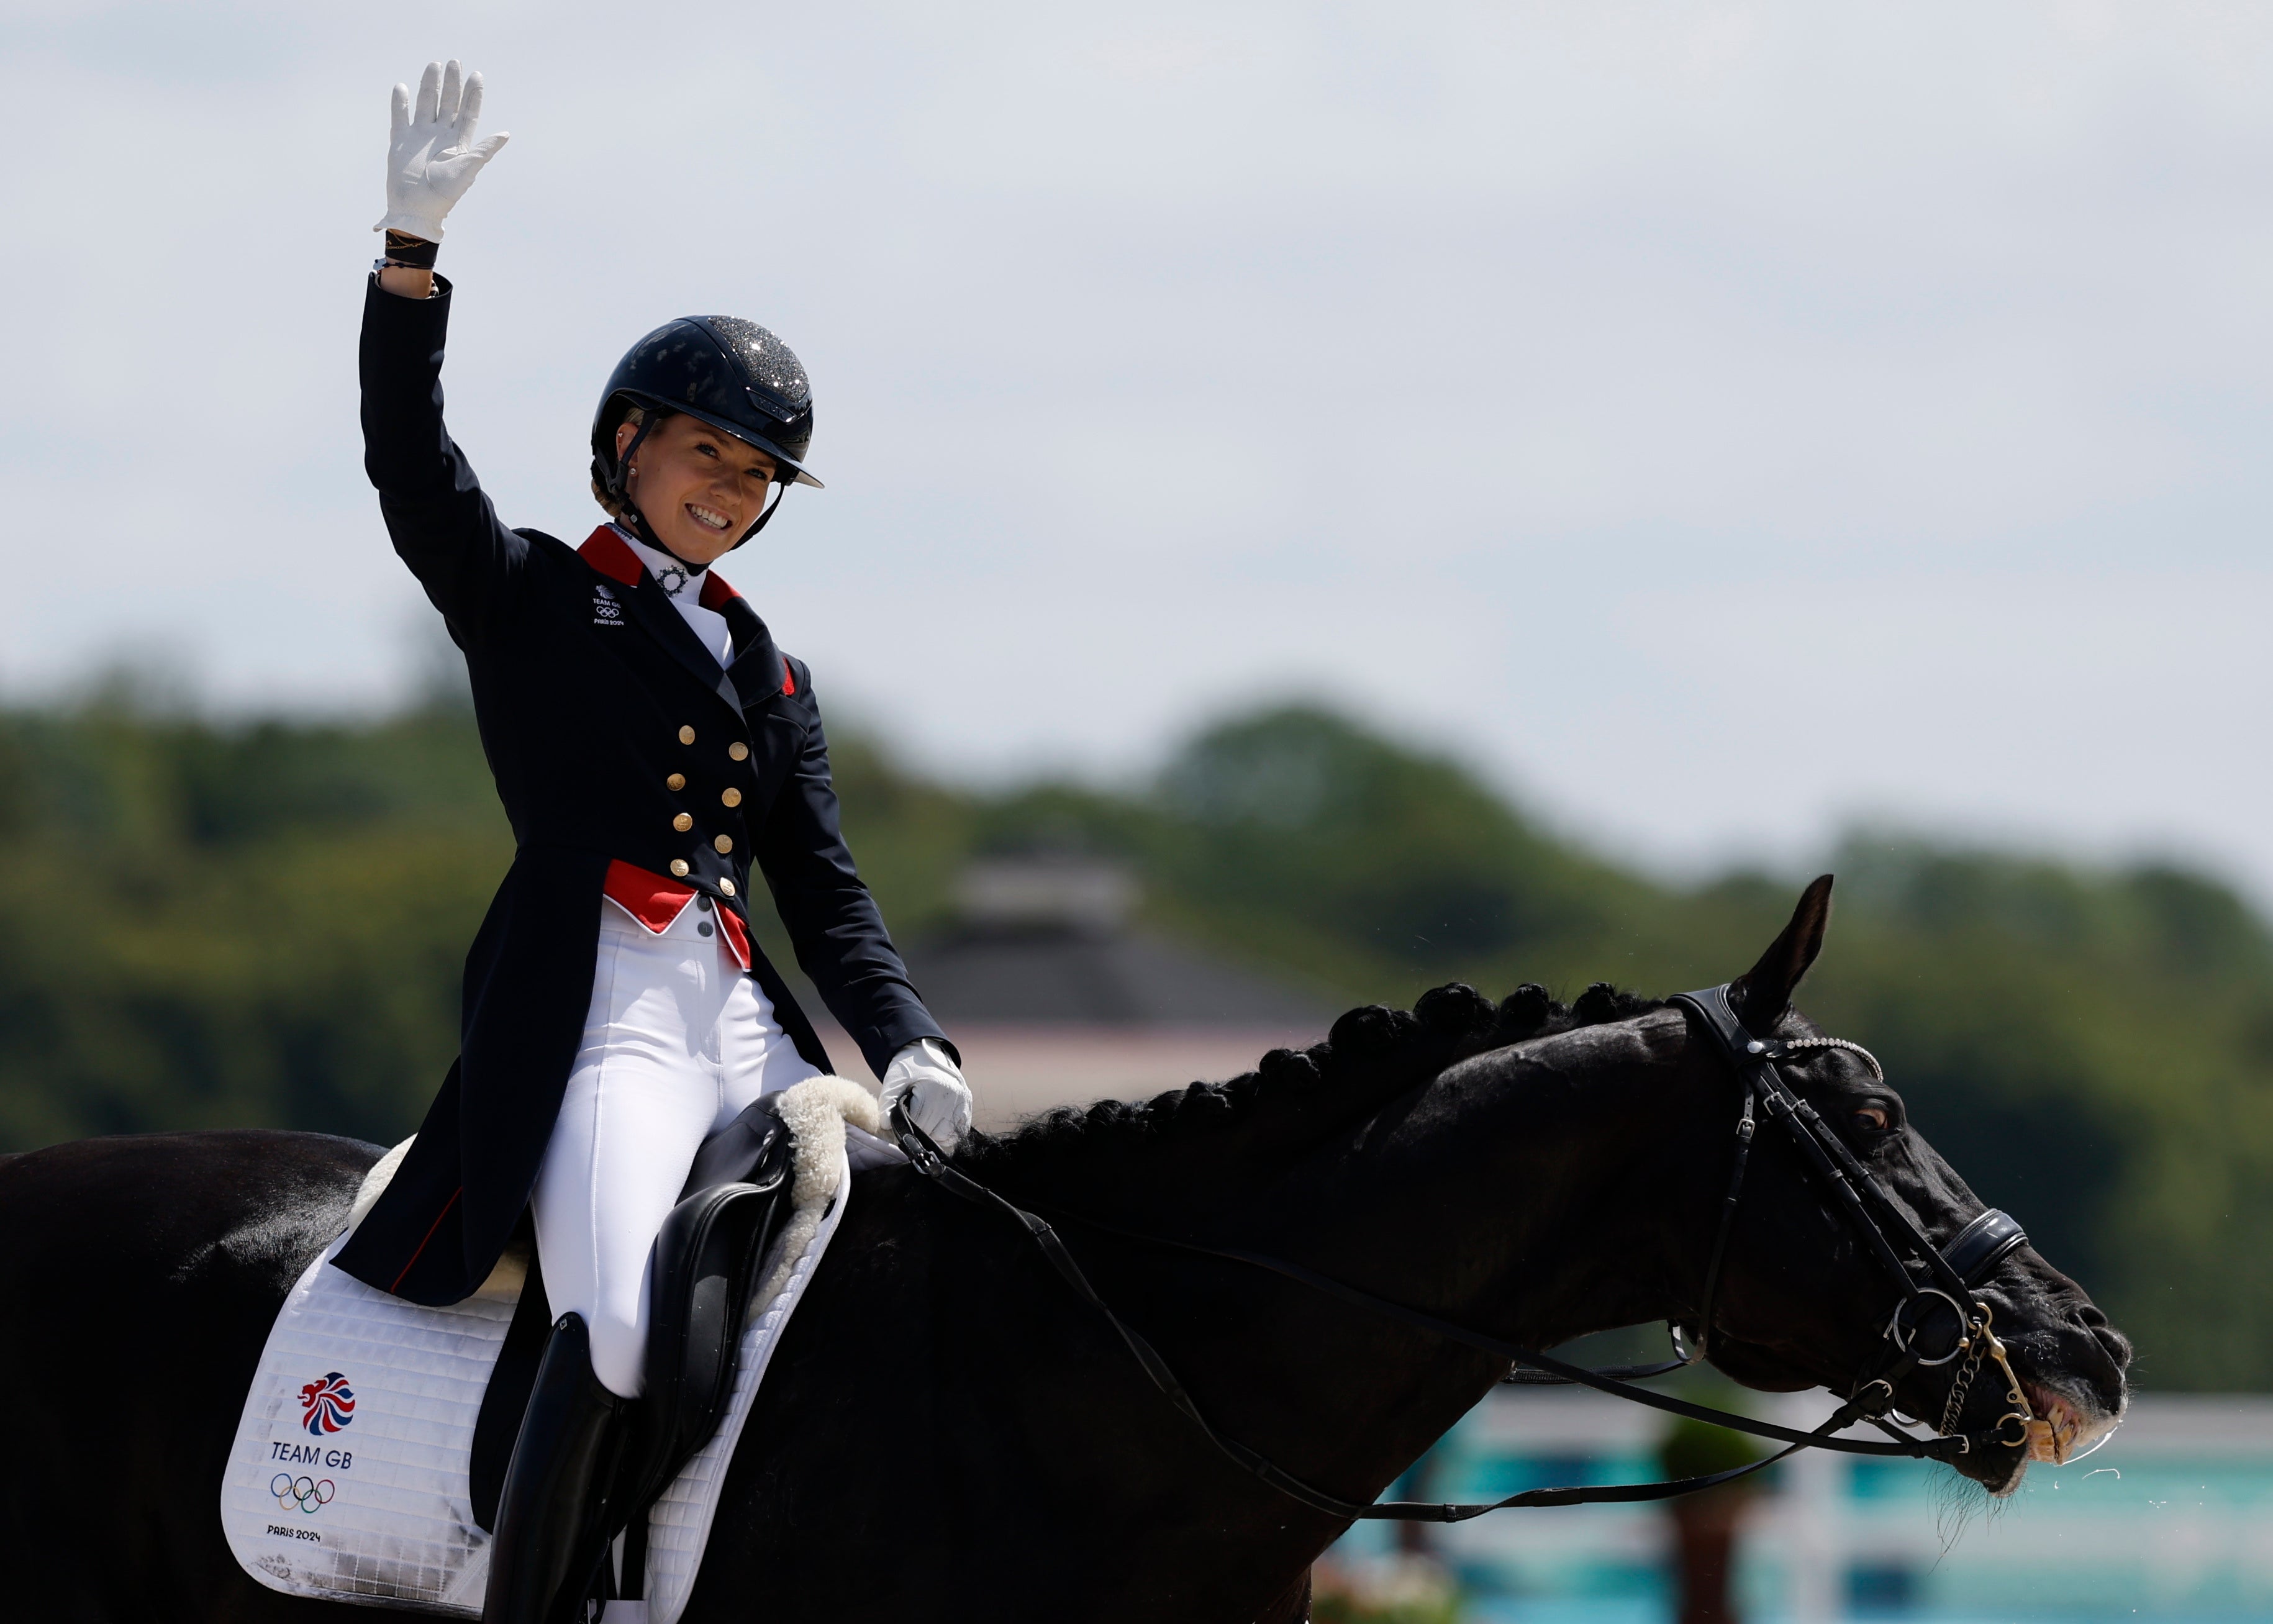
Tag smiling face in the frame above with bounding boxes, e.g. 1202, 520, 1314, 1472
615, 411, 780, 565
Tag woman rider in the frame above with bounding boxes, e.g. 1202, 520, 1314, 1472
330, 61, 972, 1623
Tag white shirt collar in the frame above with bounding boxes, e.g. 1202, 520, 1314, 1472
610, 524, 736, 666
612, 524, 706, 601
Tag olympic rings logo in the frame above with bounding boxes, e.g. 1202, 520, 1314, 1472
270, 1474, 335, 1514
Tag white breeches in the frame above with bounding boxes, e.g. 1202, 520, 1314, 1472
531, 899, 820, 1398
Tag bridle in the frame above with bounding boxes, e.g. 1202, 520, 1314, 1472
889, 981, 2039, 1520
1661, 984, 2036, 1456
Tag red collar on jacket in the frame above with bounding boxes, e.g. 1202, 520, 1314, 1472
578, 524, 745, 612
578, 527, 789, 690
579, 525, 645, 587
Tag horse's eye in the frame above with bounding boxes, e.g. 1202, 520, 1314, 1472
1851, 1105, 1890, 1133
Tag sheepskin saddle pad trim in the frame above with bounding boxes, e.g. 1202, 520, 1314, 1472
218, 1076, 897, 1622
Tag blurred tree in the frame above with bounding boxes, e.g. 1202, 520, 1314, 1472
1154, 706, 1646, 978
0, 697, 504, 1150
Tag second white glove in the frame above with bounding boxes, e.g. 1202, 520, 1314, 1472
880, 1039, 974, 1154
375, 59, 509, 240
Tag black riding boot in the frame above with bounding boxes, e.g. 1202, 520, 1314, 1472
483, 1313, 628, 1624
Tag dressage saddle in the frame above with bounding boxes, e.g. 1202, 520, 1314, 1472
468, 1097, 797, 1556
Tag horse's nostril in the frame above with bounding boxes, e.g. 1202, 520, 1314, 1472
2081, 1313, 2132, 1371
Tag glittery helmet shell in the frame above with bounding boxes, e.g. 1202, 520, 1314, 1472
589, 315, 822, 492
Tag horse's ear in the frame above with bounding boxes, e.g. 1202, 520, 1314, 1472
1730, 874, 1834, 1031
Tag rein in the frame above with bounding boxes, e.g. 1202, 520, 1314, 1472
889, 981, 2036, 1520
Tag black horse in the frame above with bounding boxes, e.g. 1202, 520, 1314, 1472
0, 880, 2130, 1623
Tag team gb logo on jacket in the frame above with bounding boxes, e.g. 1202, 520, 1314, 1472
299, 1372, 355, 1435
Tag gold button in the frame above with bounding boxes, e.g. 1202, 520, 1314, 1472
728, 742, 750, 761
713, 834, 733, 854
669, 859, 690, 878
665, 773, 686, 792
719, 878, 737, 896
678, 725, 696, 745
720, 787, 742, 807
673, 813, 694, 832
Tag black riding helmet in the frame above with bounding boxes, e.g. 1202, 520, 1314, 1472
590, 315, 822, 552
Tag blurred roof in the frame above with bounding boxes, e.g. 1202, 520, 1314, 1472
904, 855, 1335, 1030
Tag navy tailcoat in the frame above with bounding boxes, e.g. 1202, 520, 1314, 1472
334, 276, 948, 1306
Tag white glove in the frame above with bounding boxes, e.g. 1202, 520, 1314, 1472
880, 1039, 973, 1154
375, 60, 509, 240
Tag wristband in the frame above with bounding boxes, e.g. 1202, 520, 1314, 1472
381, 230, 440, 270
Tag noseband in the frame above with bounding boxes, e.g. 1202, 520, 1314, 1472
891, 981, 2040, 1521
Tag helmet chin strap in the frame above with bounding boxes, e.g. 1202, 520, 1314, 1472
608, 414, 683, 563
619, 499, 708, 573
732, 481, 790, 549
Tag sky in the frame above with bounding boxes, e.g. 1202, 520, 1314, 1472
7, 2, 2273, 896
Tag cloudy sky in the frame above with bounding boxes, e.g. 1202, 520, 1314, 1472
9, 2, 2272, 894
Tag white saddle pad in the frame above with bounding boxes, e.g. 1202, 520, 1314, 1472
220, 1117, 890, 1622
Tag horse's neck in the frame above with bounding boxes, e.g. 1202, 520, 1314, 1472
1238, 1016, 1694, 1341
1089, 1015, 1697, 1505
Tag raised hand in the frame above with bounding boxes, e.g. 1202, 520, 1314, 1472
374, 60, 509, 241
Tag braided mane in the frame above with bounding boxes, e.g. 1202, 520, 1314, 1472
958, 980, 1667, 1189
